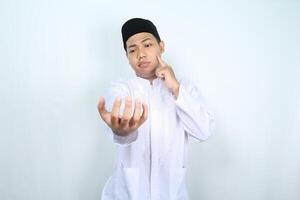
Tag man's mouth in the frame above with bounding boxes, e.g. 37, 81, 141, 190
138, 62, 151, 68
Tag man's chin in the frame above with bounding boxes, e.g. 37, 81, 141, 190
136, 73, 157, 80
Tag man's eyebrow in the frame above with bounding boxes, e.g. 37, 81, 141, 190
127, 38, 153, 49
141, 38, 152, 43
128, 44, 137, 49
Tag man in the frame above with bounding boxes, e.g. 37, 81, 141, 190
97, 18, 214, 200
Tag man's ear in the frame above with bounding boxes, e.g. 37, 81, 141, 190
159, 41, 165, 53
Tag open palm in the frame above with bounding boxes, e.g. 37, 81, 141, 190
97, 96, 148, 136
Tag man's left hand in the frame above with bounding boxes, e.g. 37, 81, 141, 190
155, 55, 180, 99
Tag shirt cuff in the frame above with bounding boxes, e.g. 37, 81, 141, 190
112, 130, 139, 146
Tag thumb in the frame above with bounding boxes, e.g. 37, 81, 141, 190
97, 96, 109, 120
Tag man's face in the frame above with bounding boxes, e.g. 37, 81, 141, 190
126, 32, 164, 81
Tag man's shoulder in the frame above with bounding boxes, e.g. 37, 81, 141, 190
177, 76, 195, 87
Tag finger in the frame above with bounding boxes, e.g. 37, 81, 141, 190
97, 96, 111, 124
139, 103, 148, 125
155, 67, 167, 79
120, 96, 132, 127
111, 97, 122, 128
97, 96, 106, 116
157, 55, 167, 67
131, 98, 142, 126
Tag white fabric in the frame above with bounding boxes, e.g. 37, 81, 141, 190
101, 76, 215, 200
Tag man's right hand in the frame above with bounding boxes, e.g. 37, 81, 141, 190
97, 96, 148, 136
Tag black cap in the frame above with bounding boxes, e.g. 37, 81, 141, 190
121, 18, 161, 51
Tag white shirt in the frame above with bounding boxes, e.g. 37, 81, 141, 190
101, 76, 214, 200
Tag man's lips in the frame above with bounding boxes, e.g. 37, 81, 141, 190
138, 61, 151, 68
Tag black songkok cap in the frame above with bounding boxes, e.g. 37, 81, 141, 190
121, 18, 161, 51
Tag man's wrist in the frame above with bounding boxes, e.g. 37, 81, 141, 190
172, 83, 180, 99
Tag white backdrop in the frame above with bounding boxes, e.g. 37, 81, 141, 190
0, 0, 299, 199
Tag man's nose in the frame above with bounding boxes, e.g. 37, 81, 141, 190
137, 48, 146, 59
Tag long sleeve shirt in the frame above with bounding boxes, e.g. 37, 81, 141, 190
101, 75, 214, 200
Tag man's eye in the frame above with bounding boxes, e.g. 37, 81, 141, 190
145, 43, 152, 47
129, 49, 135, 53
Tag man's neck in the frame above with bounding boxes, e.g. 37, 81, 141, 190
136, 74, 158, 85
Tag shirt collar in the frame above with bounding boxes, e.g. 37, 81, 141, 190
134, 75, 161, 87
